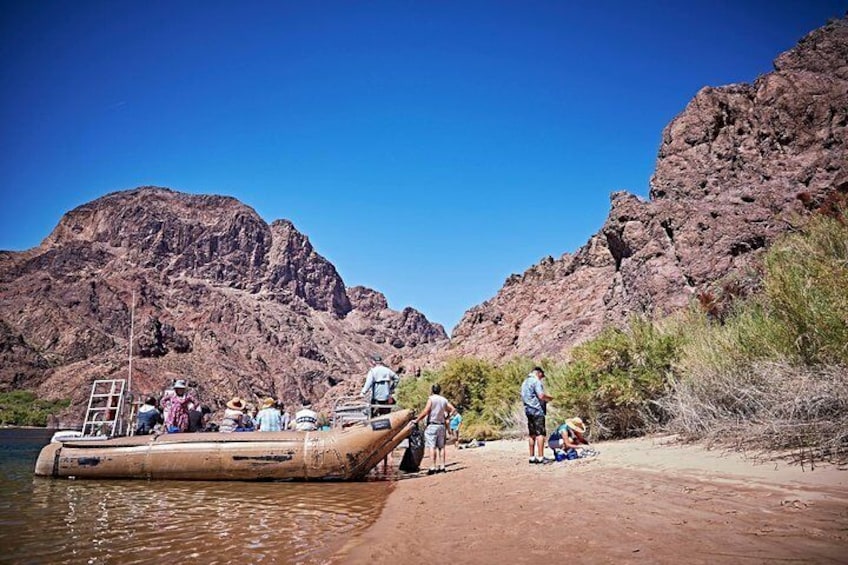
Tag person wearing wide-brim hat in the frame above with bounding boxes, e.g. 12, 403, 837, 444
255, 397, 283, 432
220, 397, 245, 433
549, 417, 590, 458
565, 417, 587, 435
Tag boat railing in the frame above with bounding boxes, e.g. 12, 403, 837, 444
331, 395, 400, 429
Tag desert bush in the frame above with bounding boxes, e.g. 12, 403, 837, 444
764, 210, 848, 364
437, 357, 497, 416
395, 357, 533, 432
480, 357, 538, 433
395, 370, 438, 412
662, 361, 848, 462
663, 207, 848, 462
459, 422, 503, 441
0, 390, 71, 427
677, 302, 788, 380
546, 317, 683, 440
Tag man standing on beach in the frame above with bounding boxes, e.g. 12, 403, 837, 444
521, 367, 553, 464
415, 383, 457, 474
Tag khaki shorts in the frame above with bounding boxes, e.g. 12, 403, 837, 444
424, 423, 446, 449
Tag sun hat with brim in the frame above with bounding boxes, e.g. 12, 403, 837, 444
566, 417, 586, 435
173, 379, 187, 389
226, 397, 244, 410
261, 397, 276, 409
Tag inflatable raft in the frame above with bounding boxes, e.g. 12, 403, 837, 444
34, 409, 415, 481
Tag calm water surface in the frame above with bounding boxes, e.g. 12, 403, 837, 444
0, 429, 393, 564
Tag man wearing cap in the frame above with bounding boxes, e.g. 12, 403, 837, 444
161, 379, 195, 433
361, 354, 399, 417
521, 367, 553, 464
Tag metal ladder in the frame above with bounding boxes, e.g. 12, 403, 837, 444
82, 379, 126, 437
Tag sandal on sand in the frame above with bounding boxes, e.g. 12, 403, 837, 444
427, 468, 437, 475
438, 467, 446, 473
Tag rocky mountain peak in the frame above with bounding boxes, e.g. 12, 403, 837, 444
1, 187, 446, 421
445, 17, 848, 362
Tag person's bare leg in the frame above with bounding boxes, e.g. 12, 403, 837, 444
535, 436, 545, 459
439, 447, 445, 470
528, 436, 536, 458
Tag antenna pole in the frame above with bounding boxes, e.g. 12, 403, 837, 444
127, 290, 136, 434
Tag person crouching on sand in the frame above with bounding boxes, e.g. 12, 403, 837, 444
549, 417, 590, 460
414, 383, 457, 475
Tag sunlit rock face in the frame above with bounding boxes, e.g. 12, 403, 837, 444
446, 18, 848, 362
0, 187, 446, 421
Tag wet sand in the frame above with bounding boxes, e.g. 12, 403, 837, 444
335, 436, 848, 564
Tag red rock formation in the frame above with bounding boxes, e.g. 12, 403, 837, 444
0, 187, 446, 421
447, 18, 848, 362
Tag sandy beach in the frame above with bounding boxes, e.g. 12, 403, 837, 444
334, 436, 848, 564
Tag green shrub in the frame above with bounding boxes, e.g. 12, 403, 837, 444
395, 370, 438, 413
547, 317, 683, 439
764, 210, 848, 364
395, 358, 532, 432
0, 390, 71, 427
664, 206, 848, 461
678, 301, 789, 380
460, 422, 503, 441
438, 357, 497, 416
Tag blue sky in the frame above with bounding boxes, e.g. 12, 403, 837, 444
1, 1, 845, 333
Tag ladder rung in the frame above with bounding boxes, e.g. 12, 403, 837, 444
85, 379, 126, 438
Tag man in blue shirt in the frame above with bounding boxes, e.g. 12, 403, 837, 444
521, 367, 553, 464
361, 354, 399, 417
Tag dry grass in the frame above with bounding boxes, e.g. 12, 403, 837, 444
661, 361, 848, 464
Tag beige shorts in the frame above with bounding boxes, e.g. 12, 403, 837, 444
424, 423, 446, 449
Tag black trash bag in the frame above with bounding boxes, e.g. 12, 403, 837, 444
399, 423, 425, 472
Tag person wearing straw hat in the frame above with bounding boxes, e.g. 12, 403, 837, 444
549, 417, 591, 460
255, 397, 283, 432
220, 397, 245, 433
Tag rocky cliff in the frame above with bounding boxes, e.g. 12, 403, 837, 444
0, 188, 447, 420
448, 18, 848, 361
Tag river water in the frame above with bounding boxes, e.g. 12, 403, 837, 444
0, 429, 393, 564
